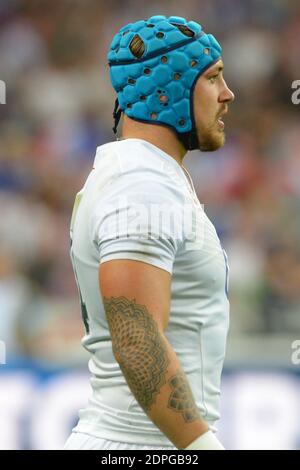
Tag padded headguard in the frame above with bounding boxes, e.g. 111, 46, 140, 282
107, 15, 222, 150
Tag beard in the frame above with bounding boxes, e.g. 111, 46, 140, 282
197, 116, 225, 152
197, 124, 225, 152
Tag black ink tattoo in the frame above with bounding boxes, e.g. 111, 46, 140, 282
168, 370, 200, 422
103, 296, 170, 412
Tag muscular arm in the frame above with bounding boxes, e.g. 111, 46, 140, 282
99, 260, 209, 449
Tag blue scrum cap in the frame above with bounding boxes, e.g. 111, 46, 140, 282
107, 15, 222, 150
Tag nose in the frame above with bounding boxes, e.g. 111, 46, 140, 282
219, 80, 235, 104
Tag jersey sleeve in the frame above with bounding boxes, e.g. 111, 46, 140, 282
90, 176, 186, 274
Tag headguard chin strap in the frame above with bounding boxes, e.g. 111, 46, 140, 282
176, 129, 199, 151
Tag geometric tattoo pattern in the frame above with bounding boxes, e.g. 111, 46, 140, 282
167, 370, 200, 422
103, 296, 170, 412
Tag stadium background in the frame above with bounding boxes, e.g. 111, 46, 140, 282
0, 0, 299, 449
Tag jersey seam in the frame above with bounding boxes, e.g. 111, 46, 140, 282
199, 325, 209, 418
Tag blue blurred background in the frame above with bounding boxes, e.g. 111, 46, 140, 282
0, 0, 300, 449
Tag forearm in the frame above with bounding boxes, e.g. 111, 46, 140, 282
116, 331, 209, 449
104, 297, 208, 448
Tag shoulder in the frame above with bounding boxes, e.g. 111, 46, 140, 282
99, 139, 188, 203
90, 140, 190, 244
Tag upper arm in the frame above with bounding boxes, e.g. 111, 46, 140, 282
94, 175, 184, 355
99, 259, 172, 350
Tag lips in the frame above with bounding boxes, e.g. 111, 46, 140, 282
217, 119, 225, 129
217, 109, 227, 129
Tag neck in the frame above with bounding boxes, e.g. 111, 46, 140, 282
121, 116, 187, 166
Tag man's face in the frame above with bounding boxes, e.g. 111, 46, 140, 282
193, 60, 235, 151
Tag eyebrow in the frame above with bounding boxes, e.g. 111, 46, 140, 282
206, 65, 224, 75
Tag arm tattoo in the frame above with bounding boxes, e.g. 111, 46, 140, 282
168, 370, 201, 422
103, 296, 170, 412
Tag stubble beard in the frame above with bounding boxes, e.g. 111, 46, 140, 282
197, 124, 225, 152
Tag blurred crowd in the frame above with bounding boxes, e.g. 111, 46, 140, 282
0, 0, 299, 365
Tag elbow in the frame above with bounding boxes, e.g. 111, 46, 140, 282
112, 338, 139, 365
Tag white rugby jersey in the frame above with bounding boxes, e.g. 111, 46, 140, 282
70, 138, 230, 447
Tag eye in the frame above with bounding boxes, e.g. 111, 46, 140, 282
209, 73, 219, 83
